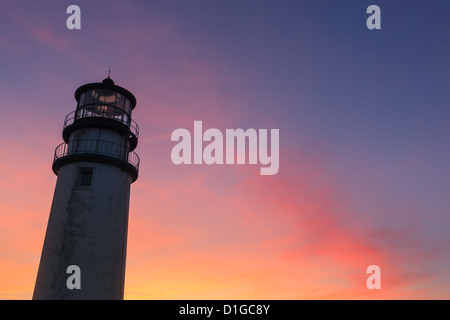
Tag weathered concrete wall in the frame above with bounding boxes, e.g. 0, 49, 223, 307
33, 161, 131, 299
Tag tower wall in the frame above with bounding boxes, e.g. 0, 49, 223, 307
33, 162, 131, 299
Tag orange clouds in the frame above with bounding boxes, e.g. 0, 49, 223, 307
120, 139, 446, 299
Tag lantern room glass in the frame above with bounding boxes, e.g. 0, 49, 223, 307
78, 89, 131, 115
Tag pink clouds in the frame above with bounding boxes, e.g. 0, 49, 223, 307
0, 2, 67, 52
124, 135, 446, 298
0, 139, 57, 299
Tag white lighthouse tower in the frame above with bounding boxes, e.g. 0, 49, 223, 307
33, 77, 139, 300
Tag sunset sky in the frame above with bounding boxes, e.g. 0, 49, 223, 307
1, 0, 450, 299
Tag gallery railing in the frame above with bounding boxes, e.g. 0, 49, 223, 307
53, 139, 140, 173
63, 104, 139, 139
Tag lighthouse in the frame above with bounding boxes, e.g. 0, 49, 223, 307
33, 77, 139, 300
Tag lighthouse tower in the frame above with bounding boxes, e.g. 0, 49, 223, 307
33, 77, 139, 300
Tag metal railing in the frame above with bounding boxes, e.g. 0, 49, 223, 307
63, 104, 139, 138
54, 139, 140, 172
